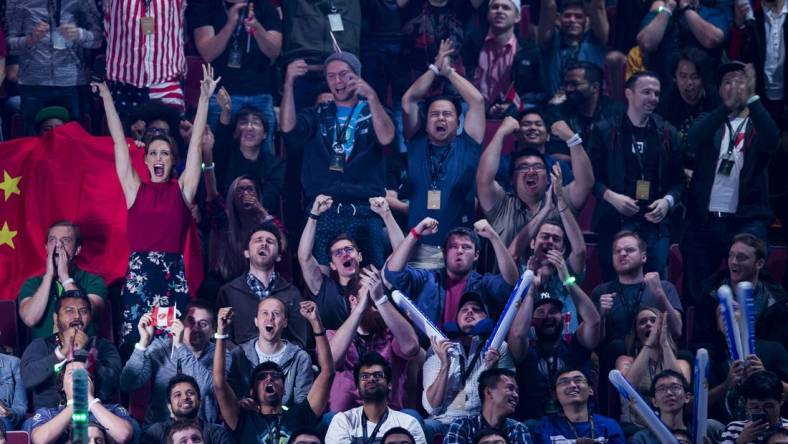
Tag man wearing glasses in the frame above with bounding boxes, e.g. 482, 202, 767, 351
476, 111, 592, 266
213, 302, 334, 443
326, 352, 427, 443
630, 370, 698, 444
120, 300, 228, 426
533, 368, 625, 444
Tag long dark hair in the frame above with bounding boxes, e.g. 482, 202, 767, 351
211, 175, 265, 280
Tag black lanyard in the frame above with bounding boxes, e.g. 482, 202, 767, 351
333, 102, 363, 148
565, 415, 595, 441
428, 143, 452, 189
48, 0, 62, 26
615, 281, 645, 323
723, 117, 748, 158
458, 340, 484, 386
362, 409, 389, 444
629, 126, 648, 181
265, 414, 281, 444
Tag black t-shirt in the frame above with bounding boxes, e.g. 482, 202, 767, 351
622, 120, 660, 204
234, 400, 318, 443
315, 278, 351, 331
361, 0, 403, 40
656, 86, 717, 170
514, 334, 593, 421
187, 0, 282, 96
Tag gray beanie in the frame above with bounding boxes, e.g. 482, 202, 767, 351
324, 52, 362, 77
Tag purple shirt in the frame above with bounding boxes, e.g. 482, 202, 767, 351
326, 329, 411, 412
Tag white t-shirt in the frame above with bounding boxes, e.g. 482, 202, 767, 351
709, 116, 748, 213
325, 407, 428, 444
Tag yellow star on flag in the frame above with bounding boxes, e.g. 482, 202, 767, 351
0, 222, 16, 249
0, 170, 21, 201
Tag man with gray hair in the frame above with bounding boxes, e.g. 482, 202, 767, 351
281, 51, 395, 268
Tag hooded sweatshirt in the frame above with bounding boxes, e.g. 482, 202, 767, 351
229, 338, 314, 406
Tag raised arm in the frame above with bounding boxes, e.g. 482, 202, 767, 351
213, 307, 240, 430
536, 0, 558, 46
385, 217, 439, 272
91, 81, 140, 207
682, 3, 725, 49
637, 1, 675, 53
477, 117, 517, 213
508, 194, 555, 259
644, 273, 683, 338
369, 197, 405, 250
586, 0, 609, 44
364, 267, 420, 358
329, 288, 368, 368
192, 4, 241, 63
475, 220, 519, 285
90, 402, 133, 443
31, 407, 72, 444
301, 302, 335, 417
551, 121, 593, 211
402, 40, 454, 139
281, 59, 308, 133
550, 165, 586, 274
443, 65, 485, 144
424, 339, 454, 411
180, 64, 220, 206
245, 3, 283, 60
298, 196, 333, 295
349, 75, 395, 145
507, 282, 538, 362
547, 249, 600, 349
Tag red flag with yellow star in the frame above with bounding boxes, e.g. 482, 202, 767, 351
0, 122, 204, 300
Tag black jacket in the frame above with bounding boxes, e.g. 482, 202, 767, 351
216, 274, 308, 348
589, 113, 684, 230
461, 29, 545, 105
740, 8, 788, 109
685, 100, 780, 222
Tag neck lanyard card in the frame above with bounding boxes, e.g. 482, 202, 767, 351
141, 0, 155, 36
327, 0, 344, 31
631, 133, 650, 201
329, 102, 364, 172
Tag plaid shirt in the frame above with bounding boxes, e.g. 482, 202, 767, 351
444, 415, 533, 444
246, 272, 277, 300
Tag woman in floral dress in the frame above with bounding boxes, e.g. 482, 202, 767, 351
93, 66, 220, 358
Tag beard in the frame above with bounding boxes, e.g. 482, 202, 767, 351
565, 91, 585, 107
360, 384, 389, 402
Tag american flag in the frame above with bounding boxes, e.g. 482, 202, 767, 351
103, 0, 187, 108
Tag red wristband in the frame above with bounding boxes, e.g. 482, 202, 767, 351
410, 228, 422, 240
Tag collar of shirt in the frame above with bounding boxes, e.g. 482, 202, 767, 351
764, 1, 788, 18
246, 272, 277, 299
483, 31, 517, 51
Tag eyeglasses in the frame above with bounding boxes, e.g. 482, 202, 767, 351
556, 376, 587, 387
513, 164, 545, 173
331, 246, 356, 257
655, 384, 685, 394
359, 371, 386, 381
326, 70, 354, 82
255, 370, 283, 381
145, 126, 169, 136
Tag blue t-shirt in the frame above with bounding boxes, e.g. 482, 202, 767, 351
533, 413, 626, 444
406, 131, 481, 246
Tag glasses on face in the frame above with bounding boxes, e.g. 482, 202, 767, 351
326, 70, 354, 82
186, 318, 211, 329
331, 246, 356, 257
556, 376, 587, 387
255, 370, 284, 381
562, 80, 588, 89
359, 371, 386, 381
655, 384, 684, 394
513, 163, 545, 173
145, 126, 169, 136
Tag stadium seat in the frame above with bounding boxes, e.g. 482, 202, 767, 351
97, 299, 114, 343
10, 114, 23, 140
767, 245, 786, 284
668, 244, 683, 299
184, 56, 207, 112
581, 243, 603, 294
6, 431, 30, 444
519, 4, 531, 38
0, 300, 19, 353
578, 195, 595, 234
482, 120, 516, 154
128, 382, 152, 423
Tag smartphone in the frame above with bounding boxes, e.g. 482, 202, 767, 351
751, 412, 767, 423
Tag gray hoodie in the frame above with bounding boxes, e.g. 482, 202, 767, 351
229, 338, 313, 406
119, 337, 231, 426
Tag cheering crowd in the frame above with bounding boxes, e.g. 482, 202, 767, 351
1, 0, 788, 442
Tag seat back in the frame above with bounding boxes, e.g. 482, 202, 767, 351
7, 431, 30, 444
0, 300, 19, 353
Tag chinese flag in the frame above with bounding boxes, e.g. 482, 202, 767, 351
0, 122, 203, 300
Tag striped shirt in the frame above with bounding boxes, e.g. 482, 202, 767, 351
103, 0, 186, 88
720, 418, 788, 444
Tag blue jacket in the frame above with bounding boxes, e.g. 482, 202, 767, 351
0, 354, 27, 428
384, 266, 513, 324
